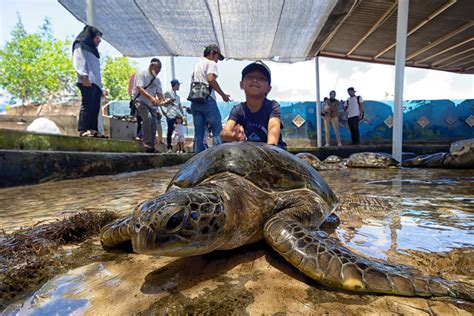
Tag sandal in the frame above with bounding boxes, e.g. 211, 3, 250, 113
80, 130, 97, 137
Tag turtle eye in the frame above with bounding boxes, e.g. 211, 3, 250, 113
166, 209, 185, 230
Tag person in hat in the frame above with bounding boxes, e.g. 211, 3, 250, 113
189, 44, 231, 153
163, 79, 185, 152
343, 87, 364, 145
72, 25, 104, 137
131, 58, 170, 152
220, 61, 286, 149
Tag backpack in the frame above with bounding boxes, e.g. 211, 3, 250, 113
347, 96, 361, 106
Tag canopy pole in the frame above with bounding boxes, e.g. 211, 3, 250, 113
392, 0, 409, 163
315, 57, 322, 147
170, 56, 176, 80
86, 0, 96, 26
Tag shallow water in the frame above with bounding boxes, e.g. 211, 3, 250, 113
2, 167, 473, 257
2, 166, 474, 314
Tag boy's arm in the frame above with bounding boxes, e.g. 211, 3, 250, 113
267, 117, 281, 146
221, 119, 245, 141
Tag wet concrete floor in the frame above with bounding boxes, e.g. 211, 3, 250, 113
1, 167, 473, 314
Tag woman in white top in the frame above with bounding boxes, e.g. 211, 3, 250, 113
72, 25, 103, 137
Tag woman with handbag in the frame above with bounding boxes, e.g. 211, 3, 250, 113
187, 44, 231, 153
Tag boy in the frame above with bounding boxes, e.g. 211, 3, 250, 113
174, 115, 186, 153
220, 61, 286, 149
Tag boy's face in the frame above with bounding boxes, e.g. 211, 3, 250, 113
176, 117, 182, 124
240, 70, 271, 97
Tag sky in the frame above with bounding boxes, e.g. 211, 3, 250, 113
1, 0, 473, 103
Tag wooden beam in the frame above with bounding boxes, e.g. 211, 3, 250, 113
321, 51, 393, 63
346, 1, 397, 56
318, 0, 361, 53
431, 47, 474, 66
417, 37, 473, 63
374, 0, 457, 59
439, 53, 474, 68
406, 21, 474, 60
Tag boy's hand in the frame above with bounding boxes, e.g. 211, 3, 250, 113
232, 124, 245, 141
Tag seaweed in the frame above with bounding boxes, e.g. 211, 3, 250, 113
0, 210, 119, 310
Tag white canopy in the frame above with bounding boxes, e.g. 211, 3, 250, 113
59, 0, 336, 62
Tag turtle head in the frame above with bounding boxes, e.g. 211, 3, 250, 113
130, 187, 226, 256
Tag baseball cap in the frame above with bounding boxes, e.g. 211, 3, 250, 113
170, 79, 181, 86
150, 57, 161, 64
347, 87, 356, 92
204, 44, 224, 61
241, 60, 271, 85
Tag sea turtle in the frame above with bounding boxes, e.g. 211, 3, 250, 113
347, 152, 399, 168
101, 142, 471, 300
324, 155, 342, 164
403, 138, 474, 169
295, 152, 327, 171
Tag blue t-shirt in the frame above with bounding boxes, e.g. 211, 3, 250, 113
228, 98, 287, 149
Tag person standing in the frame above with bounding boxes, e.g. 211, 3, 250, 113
128, 73, 143, 141
174, 115, 186, 153
344, 87, 364, 145
72, 25, 103, 137
190, 44, 231, 153
323, 91, 342, 147
163, 79, 185, 152
131, 58, 168, 153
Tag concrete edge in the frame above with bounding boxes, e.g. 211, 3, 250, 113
0, 150, 192, 188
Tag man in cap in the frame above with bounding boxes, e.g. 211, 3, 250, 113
189, 44, 231, 153
220, 60, 286, 149
163, 79, 185, 152
131, 58, 169, 152
343, 87, 364, 145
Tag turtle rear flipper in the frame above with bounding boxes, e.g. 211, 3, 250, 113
100, 215, 133, 250
264, 201, 472, 300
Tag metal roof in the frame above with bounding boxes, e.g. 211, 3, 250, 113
59, 0, 474, 73
316, 0, 474, 74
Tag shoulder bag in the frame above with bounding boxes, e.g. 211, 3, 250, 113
187, 70, 211, 103
129, 76, 156, 115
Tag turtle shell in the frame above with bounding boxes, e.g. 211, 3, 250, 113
168, 142, 337, 204
324, 155, 342, 163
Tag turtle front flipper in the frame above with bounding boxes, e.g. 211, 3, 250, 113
100, 215, 133, 249
264, 201, 473, 300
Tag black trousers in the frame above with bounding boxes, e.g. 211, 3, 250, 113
348, 116, 360, 144
166, 117, 177, 149
77, 83, 101, 132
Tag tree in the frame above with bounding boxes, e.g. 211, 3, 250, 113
102, 56, 136, 100
0, 16, 75, 104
